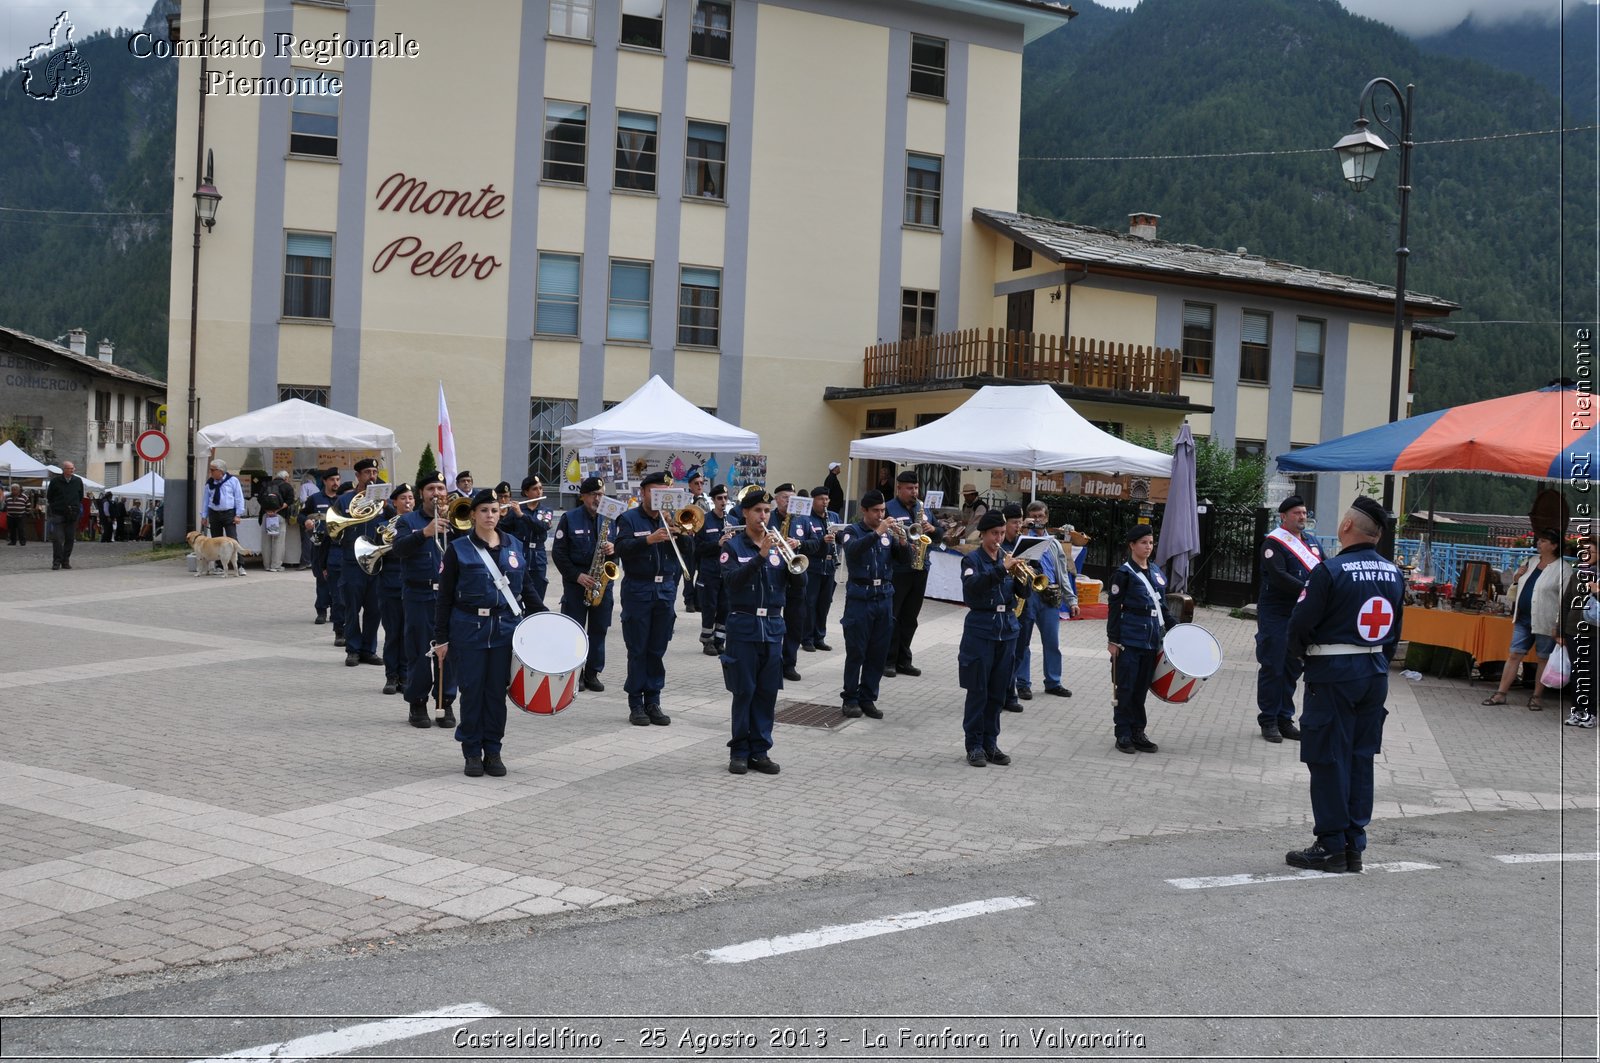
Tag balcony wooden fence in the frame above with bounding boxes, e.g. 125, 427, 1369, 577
863, 328, 1183, 395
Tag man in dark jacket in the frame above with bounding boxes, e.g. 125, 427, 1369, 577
46, 462, 85, 570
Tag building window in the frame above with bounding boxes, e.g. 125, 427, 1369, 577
684, 120, 727, 200
900, 289, 937, 341
1181, 302, 1214, 377
607, 260, 651, 341
1235, 439, 1265, 461
904, 152, 942, 228
1295, 317, 1325, 389
1240, 310, 1271, 383
279, 384, 329, 406
549, 0, 593, 39
1012, 243, 1032, 271
910, 34, 947, 98
615, 110, 658, 192
865, 408, 897, 432
621, 0, 663, 49
529, 397, 578, 490
94, 391, 110, 421
678, 266, 722, 348
543, 101, 588, 184
103, 461, 122, 486
289, 74, 339, 157
282, 232, 333, 320
536, 253, 582, 336
690, 0, 732, 61
1090, 420, 1125, 438
1288, 446, 1318, 517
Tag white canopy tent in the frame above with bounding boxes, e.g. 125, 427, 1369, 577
0, 439, 52, 480
107, 470, 166, 501
197, 398, 400, 454
560, 375, 760, 452
847, 384, 1172, 478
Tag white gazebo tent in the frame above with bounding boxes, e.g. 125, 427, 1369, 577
107, 470, 166, 500
187, 399, 400, 552
0, 439, 51, 480
560, 375, 759, 452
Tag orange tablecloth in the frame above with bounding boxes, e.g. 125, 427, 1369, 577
1402, 607, 1519, 663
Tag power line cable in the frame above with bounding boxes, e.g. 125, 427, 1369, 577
1021, 123, 1599, 162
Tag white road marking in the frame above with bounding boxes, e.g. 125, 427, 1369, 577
1494, 852, 1600, 864
190, 1003, 501, 1062
1168, 861, 1439, 890
698, 895, 1036, 964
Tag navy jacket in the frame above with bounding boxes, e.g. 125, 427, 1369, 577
721, 530, 804, 642
550, 504, 613, 583
961, 547, 1024, 641
433, 531, 527, 648
390, 509, 448, 599
1258, 527, 1324, 612
885, 496, 929, 572
1287, 542, 1404, 682
839, 520, 909, 599
613, 506, 683, 602
694, 508, 730, 578
334, 489, 383, 566
1106, 560, 1176, 650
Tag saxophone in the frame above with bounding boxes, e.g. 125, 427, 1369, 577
910, 498, 933, 571
584, 510, 619, 606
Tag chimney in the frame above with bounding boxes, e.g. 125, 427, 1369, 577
1128, 212, 1160, 240
97, 339, 114, 364
67, 328, 87, 356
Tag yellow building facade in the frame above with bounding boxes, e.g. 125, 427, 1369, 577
164, 0, 1074, 500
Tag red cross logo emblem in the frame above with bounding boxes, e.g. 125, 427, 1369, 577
1358, 596, 1394, 641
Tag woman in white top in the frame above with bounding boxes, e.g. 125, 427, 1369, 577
1483, 529, 1571, 710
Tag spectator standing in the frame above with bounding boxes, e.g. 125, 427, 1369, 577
46, 462, 85, 569
259, 493, 287, 571
6, 483, 29, 545
200, 459, 246, 540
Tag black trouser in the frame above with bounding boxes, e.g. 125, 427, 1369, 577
206, 511, 238, 538
8, 515, 27, 545
889, 566, 929, 668
48, 512, 75, 566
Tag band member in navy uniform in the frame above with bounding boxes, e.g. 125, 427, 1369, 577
959, 510, 1033, 766
432, 489, 526, 778
1257, 495, 1322, 743
512, 475, 553, 607
376, 483, 411, 697
772, 484, 823, 683
998, 503, 1028, 713
336, 458, 385, 668
301, 467, 344, 633
884, 470, 937, 677
695, 484, 730, 656
316, 480, 352, 647
613, 472, 684, 726
839, 490, 909, 719
720, 490, 803, 775
1106, 524, 1176, 755
551, 477, 616, 693
804, 486, 840, 652
391, 472, 457, 728
1284, 496, 1402, 873
683, 471, 710, 614
449, 470, 473, 499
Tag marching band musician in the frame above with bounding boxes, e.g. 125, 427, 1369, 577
449, 471, 473, 499
1014, 500, 1078, 701
1107, 525, 1177, 756
884, 470, 937, 677
551, 476, 617, 694
301, 467, 344, 634
390, 472, 457, 729
519, 476, 554, 606
804, 485, 840, 653
998, 504, 1028, 713
695, 484, 731, 656
376, 483, 412, 698
315, 480, 352, 648
771, 484, 823, 683
613, 472, 683, 727
838, 489, 909, 719
492, 479, 540, 613
432, 489, 527, 779
958, 510, 1033, 767
1283, 496, 1402, 874
719, 489, 804, 776
683, 471, 711, 615
335, 458, 385, 668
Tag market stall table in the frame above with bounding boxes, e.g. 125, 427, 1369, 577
1401, 606, 1540, 677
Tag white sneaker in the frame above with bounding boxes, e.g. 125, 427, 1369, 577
1566, 711, 1596, 728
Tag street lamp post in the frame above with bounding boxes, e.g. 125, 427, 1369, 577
1333, 77, 1414, 521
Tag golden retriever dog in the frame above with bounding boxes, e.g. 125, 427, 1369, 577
186, 530, 245, 576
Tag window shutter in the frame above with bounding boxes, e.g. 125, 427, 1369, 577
285, 233, 331, 259
1241, 312, 1270, 345
1183, 303, 1213, 329
1296, 318, 1323, 353
538, 254, 580, 297
681, 267, 720, 289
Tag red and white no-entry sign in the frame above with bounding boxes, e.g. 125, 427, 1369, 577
135, 429, 169, 463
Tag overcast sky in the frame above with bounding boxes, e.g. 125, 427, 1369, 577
1, 0, 1592, 86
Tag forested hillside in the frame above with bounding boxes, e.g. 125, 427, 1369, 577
1019, 0, 1597, 512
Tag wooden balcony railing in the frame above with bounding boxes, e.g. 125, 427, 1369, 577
863, 328, 1183, 396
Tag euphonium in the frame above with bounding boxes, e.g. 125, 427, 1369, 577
324, 493, 381, 541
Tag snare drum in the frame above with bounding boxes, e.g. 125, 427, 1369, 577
508, 612, 589, 715
1149, 623, 1222, 705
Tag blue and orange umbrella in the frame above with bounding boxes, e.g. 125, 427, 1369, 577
1277, 383, 1599, 482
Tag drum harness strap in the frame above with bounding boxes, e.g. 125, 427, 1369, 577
1122, 562, 1162, 620
472, 543, 525, 619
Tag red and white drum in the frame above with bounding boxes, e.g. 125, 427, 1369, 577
508, 612, 589, 716
1149, 623, 1222, 705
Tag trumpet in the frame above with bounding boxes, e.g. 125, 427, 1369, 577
755, 519, 808, 575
